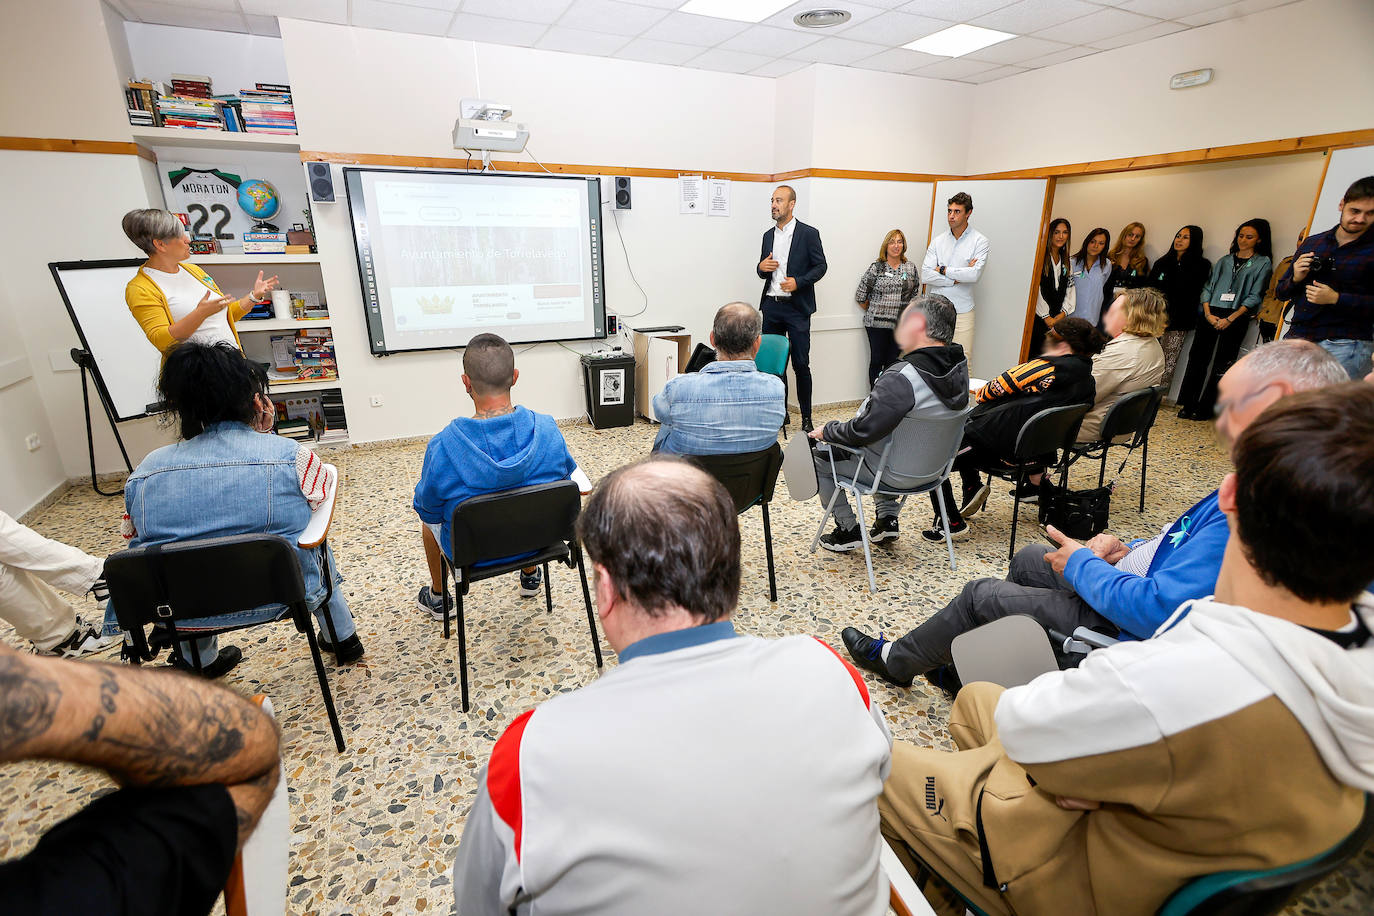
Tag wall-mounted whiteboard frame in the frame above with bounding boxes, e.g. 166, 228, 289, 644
49, 258, 161, 422
1305, 145, 1374, 236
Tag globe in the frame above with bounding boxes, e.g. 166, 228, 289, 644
237, 179, 281, 222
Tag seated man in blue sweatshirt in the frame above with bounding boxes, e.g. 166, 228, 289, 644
652, 302, 786, 456
841, 339, 1350, 690
413, 334, 578, 618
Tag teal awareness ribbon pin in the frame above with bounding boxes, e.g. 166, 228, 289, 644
1168, 515, 1193, 548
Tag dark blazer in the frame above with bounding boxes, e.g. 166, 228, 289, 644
757, 219, 828, 316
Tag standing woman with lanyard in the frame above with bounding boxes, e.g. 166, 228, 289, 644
121, 208, 279, 355
854, 228, 918, 387
1070, 227, 1112, 329
1029, 218, 1075, 357
1176, 218, 1273, 420
1147, 224, 1211, 393
1105, 221, 1150, 316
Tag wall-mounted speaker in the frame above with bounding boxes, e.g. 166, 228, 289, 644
614, 176, 631, 210
307, 162, 335, 203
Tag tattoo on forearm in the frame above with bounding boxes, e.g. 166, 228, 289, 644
0, 657, 62, 755
81, 669, 121, 742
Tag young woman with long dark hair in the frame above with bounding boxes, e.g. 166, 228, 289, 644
1029, 218, 1074, 357
1147, 224, 1211, 392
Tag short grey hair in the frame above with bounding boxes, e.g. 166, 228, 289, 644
121, 208, 185, 255
712, 302, 761, 357
1238, 340, 1349, 392
902, 293, 956, 343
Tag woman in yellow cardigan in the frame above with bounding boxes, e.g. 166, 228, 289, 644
121, 208, 280, 355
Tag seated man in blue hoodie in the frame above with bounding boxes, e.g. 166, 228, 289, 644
413, 334, 578, 618
841, 339, 1350, 691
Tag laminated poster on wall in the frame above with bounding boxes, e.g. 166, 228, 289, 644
678, 175, 705, 214
707, 178, 730, 218
160, 161, 256, 252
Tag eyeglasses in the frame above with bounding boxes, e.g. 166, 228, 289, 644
1214, 381, 1277, 418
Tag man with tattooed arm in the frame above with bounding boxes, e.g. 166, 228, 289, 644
0, 644, 280, 914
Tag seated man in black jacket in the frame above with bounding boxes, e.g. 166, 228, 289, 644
811, 294, 970, 550
933, 317, 1104, 541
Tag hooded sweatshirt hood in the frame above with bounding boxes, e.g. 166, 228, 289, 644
1160, 593, 1374, 792
904, 343, 969, 411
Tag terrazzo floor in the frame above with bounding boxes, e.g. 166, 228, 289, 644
2, 408, 1369, 915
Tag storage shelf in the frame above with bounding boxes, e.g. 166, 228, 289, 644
268, 378, 341, 391
238, 317, 332, 332
131, 126, 301, 153
194, 254, 321, 264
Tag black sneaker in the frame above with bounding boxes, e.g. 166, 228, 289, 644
840, 627, 913, 688
801, 417, 815, 433
958, 481, 990, 518
1008, 479, 1040, 503
921, 663, 964, 698
922, 517, 969, 542
819, 524, 863, 552
518, 567, 543, 597
170, 644, 243, 678
417, 586, 448, 621
869, 516, 899, 543
317, 632, 365, 665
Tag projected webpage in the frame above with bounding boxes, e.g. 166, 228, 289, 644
346, 169, 604, 353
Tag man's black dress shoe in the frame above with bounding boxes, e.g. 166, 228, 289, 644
840, 626, 913, 688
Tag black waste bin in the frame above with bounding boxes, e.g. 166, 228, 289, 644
581, 352, 635, 429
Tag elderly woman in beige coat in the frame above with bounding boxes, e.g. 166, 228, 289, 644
1077, 287, 1167, 442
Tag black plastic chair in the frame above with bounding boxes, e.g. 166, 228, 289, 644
684, 343, 717, 373
691, 443, 784, 602
980, 403, 1091, 561
105, 533, 346, 752
1068, 384, 1167, 512
440, 480, 604, 713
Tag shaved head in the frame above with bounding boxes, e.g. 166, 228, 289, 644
462, 333, 515, 396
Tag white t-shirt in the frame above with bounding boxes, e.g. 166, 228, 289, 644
142, 265, 237, 348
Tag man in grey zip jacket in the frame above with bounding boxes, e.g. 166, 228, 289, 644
811, 294, 970, 551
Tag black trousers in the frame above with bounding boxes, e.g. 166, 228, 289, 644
762, 298, 813, 419
1258, 320, 1278, 343
1027, 316, 1049, 360
1177, 311, 1250, 415
865, 325, 900, 388
884, 543, 1119, 679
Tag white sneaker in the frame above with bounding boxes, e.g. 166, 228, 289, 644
41, 621, 118, 659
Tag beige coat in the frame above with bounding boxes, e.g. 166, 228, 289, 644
1078, 333, 1164, 442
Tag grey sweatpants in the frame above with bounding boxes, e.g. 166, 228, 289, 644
813, 447, 900, 529
885, 544, 1118, 680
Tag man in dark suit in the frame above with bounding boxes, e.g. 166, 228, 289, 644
757, 185, 827, 431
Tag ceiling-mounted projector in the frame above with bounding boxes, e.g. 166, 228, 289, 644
453, 97, 529, 152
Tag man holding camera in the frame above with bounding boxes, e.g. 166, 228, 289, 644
1278, 175, 1374, 378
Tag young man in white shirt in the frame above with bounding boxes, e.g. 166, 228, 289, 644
921, 192, 989, 356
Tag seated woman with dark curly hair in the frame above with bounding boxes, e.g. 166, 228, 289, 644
928, 317, 1106, 541
102, 342, 363, 677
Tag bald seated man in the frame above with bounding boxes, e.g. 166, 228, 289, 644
652, 302, 786, 455
453, 457, 892, 916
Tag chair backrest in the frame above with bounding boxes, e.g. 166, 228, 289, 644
684, 343, 717, 373
449, 480, 581, 569
105, 534, 308, 632
950, 615, 1059, 689
1099, 385, 1166, 446
882, 406, 973, 483
690, 442, 784, 513
1014, 403, 1092, 460
755, 334, 790, 378
1157, 793, 1374, 916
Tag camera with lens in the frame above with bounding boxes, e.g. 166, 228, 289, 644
1308, 255, 1335, 280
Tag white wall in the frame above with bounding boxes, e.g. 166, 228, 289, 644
965, 0, 1374, 175
123, 21, 291, 94
0, 281, 64, 517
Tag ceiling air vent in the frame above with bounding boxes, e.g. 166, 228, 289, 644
794, 9, 852, 28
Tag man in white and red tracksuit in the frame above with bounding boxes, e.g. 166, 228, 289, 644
452, 457, 894, 915
880, 382, 1374, 916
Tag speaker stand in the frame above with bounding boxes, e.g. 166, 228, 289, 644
71, 348, 133, 497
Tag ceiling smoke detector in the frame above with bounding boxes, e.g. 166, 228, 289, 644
794, 9, 851, 28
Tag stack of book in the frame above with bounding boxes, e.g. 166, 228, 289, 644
125, 80, 164, 126
170, 73, 213, 98
242, 231, 287, 254
240, 84, 297, 136
214, 94, 245, 132
294, 328, 337, 382
318, 390, 348, 443
275, 416, 314, 441
157, 94, 225, 131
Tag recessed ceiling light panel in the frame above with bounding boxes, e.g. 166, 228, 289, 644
794, 9, 852, 28
678, 0, 794, 23
904, 23, 1015, 58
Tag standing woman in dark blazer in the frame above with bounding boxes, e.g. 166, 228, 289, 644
1148, 225, 1210, 392
1029, 218, 1075, 358
1177, 219, 1273, 420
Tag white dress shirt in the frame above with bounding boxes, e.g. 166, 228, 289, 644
767, 218, 796, 298
920, 227, 989, 314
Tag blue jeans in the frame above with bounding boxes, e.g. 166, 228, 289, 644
1317, 338, 1374, 380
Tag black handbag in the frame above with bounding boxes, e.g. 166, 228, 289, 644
1039, 482, 1113, 539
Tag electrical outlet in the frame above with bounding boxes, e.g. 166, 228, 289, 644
369, 395, 384, 407
25, 433, 41, 452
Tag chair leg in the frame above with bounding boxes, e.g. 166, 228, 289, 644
456, 591, 470, 714
1139, 435, 1149, 513
318, 544, 342, 650
440, 557, 451, 641
575, 547, 603, 668
1098, 452, 1107, 488
303, 622, 345, 752
1009, 471, 1024, 562
810, 487, 842, 553
761, 502, 777, 603
854, 491, 877, 594
543, 561, 553, 614
934, 484, 957, 572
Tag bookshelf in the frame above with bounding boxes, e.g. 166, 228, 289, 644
195, 254, 321, 265
269, 378, 342, 392
237, 317, 331, 332
130, 126, 300, 153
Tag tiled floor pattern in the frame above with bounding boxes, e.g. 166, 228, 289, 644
2, 409, 1368, 914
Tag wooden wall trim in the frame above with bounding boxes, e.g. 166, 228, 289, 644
297, 150, 775, 182
0, 136, 143, 156
1020, 178, 1057, 363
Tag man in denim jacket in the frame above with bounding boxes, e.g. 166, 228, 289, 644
652, 303, 786, 456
